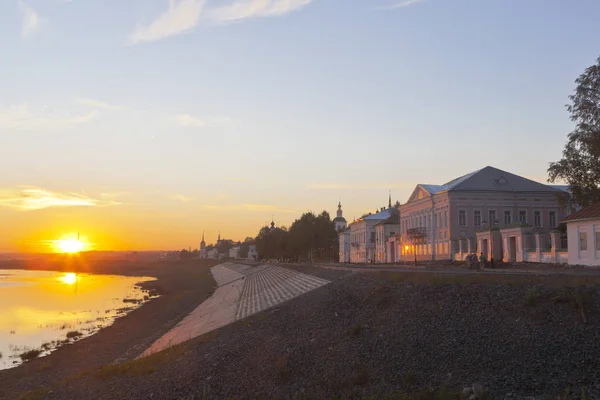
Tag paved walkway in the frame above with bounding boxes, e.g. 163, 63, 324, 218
141, 263, 330, 357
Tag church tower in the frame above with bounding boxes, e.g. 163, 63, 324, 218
333, 201, 347, 231
200, 231, 206, 258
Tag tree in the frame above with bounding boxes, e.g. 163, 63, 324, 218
549, 56, 600, 207
238, 237, 254, 259
179, 249, 191, 260
255, 226, 288, 259
286, 211, 337, 261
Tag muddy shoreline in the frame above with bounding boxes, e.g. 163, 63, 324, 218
0, 258, 220, 400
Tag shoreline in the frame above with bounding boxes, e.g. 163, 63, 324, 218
0, 258, 220, 400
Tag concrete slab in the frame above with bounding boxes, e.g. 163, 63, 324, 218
141, 277, 244, 356
210, 263, 245, 287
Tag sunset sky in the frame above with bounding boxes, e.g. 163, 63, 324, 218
1, 0, 599, 252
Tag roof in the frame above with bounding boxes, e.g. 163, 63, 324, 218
407, 166, 562, 204
363, 208, 394, 221
562, 202, 600, 223
374, 213, 400, 227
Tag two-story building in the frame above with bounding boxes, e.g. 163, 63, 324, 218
349, 206, 395, 264
396, 166, 569, 261
374, 213, 400, 263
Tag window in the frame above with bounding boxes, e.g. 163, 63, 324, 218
580, 232, 588, 251
596, 232, 600, 251
549, 211, 557, 228
519, 210, 527, 224
534, 211, 542, 227
444, 211, 448, 228
474, 210, 481, 227
489, 210, 496, 226
504, 210, 512, 226
459, 210, 467, 226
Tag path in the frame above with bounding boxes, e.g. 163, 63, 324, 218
141, 263, 329, 356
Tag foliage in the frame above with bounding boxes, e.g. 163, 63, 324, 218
216, 239, 235, 255
238, 237, 254, 259
549, 56, 600, 207
178, 249, 192, 260
253, 211, 338, 261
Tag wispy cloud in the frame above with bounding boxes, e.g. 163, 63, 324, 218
307, 182, 417, 190
174, 114, 239, 129
207, 0, 313, 23
0, 187, 121, 211
200, 203, 296, 213
76, 98, 121, 110
0, 104, 98, 131
19, 0, 43, 38
130, 0, 206, 44
379, 0, 426, 10
171, 194, 194, 202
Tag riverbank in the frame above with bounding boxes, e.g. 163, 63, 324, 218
0, 258, 220, 400
6, 267, 600, 399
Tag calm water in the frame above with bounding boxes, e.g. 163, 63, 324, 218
0, 269, 155, 370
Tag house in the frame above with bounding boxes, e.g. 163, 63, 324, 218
349, 202, 395, 264
374, 213, 400, 263
247, 244, 258, 261
338, 228, 350, 263
229, 246, 240, 259
563, 202, 600, 266
396, 166, 569, 262
206, 248, 218, 259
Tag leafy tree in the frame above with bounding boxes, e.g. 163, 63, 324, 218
179, 249, 191, 260
286, 211, 337, 261
549, 56, 600, 206
238, 237, 254, 259
255, 226, 288, 259
216, 239, 234, 255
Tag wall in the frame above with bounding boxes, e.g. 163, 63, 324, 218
567, 220, 600, 266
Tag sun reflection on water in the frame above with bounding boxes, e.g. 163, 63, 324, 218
0, 269, 156, 370
60, 272, 77, 285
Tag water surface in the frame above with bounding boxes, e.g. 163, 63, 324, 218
0, 269, 155, 370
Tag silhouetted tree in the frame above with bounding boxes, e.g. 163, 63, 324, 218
238, 237, 254, 259
549, 55, 600, 206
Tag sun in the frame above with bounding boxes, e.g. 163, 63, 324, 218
57, 239, 85, 253
53, 233, 90, 254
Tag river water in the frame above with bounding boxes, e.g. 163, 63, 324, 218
0, 269, 155, 370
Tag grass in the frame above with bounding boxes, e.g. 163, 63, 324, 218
525, 287, 540, 306
37, 360, 51, 372
16, 388, 50, 400
19, 349, 42, 362
351, 323, 363, 336
66, 330, 83, 339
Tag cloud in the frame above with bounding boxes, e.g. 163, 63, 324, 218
76, 98, 121, 110
130, 0, 206, 44
379, 0, 426, 9
207, 0, 313, 23
200, 203, 296, 213
307, 182, 417, 190
174, 114, 239, 129
0, 104, 98, 131
0, 187, 121, 211
172, 194, 194, 202
19, 0, 43, 38
225, 176, 247, 181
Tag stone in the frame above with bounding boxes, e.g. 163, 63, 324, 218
463, 387, 473, 396
469, 394, 477, 400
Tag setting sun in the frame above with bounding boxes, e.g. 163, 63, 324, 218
52, 233, 90, 254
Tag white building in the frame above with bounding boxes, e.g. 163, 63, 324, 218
349, 202, 395, 264
229, 246, 240, 259
333, 201, 347, 232
374, 213, 400, 264
207, 248, 218, 259
199, 232, 206, 258
564, 202, 600, 266
248, 244, 258, 261
338, 228, 350, 263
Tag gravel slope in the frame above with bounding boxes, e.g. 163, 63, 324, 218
31, 271, 600, 400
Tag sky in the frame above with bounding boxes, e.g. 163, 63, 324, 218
1, 0, 599, 252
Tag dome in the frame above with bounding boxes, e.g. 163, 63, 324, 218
333, 216, 347, 223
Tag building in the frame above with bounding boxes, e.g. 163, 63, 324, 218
248, 244, 258, 261
349, 195, 396, 263
207, 248, 218, 259
563, 202, 600, 266
374, 212, 400, 263
395, 166, 569, 262
338, 228, 350, 263
333, 201, 348, 231
199, 232, 206, 258
229, 246, 240, 259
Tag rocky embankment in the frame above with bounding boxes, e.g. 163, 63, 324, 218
15, 270, 600, 400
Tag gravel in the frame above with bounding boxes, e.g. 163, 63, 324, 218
26, 270, 600, 400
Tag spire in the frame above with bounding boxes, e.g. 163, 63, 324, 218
202, 231, 205, 242
337, 200, 343, 218
388, 190, 392, 209
270, 215, 275, 230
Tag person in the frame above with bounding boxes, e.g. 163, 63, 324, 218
479, 252, 486, 270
